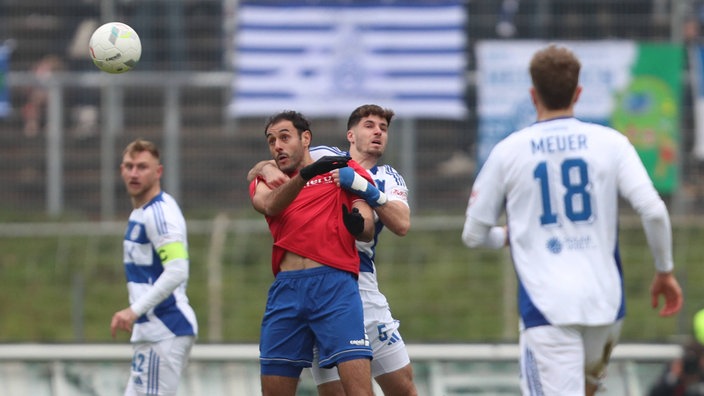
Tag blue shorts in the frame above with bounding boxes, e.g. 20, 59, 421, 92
259, 266, 372, 377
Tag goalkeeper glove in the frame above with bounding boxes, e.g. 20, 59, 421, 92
299, 156, 351, 181
338, 167, 387, 207
342, 205, 364, 236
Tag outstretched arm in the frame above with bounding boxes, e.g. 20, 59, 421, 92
251, 156, 350, 216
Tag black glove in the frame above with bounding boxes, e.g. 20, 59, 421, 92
299, 156, 351, 181
342, 204, 364, 236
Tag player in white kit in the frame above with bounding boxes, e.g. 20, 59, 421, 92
248, 104, 417, 395
461, 44, 683, 396
111, 139, 198, 396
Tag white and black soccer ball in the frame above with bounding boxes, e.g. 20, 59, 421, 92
88, 22, 141, 74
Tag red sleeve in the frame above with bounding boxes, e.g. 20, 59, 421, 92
248, 177, 262, 199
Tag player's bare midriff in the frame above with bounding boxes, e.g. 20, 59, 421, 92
279, 251, 324, 271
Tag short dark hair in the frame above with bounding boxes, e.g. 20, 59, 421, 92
123, 138, 160, 161
347, 104, 395, 130
529, 44, 581, 110
264, 110, 313, 137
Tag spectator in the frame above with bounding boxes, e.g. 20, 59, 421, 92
21, 54, 64, 138
649, 340, 704, 396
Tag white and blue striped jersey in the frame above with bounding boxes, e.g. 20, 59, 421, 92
123, 191, 198, 342
465, 117, 666, 328
310, 145, 409, 291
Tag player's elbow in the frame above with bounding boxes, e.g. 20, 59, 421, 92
261, 207, 283, 217
252, 200, 283, 217
461, 219, 489, 248
162, 259, 189, 285
395, 225, 410, 237
640, 199, 669, 223
358, 234, 374, 243
358, 226, 374, 242
388, 219, 410, 237
379, 203, 411, 236
354, 231, 374, 243
462, 230, 484, 248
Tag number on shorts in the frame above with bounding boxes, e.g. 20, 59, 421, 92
132, 352, 145, 372
377, 324, 389, 342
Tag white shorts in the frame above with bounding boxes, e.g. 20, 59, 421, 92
310, 289, 411, 385
519, 320, 622, 396
124, 336, 195, 396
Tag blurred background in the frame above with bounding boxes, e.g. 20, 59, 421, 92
0, 0, 703, 394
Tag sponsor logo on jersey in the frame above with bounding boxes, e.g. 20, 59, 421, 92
305, 174, 335, 186
389, 188, 408, 201
546, 235, 595, 254
349, 334, 370, 347
564, 235, 594, 250
546, 237, 562, 254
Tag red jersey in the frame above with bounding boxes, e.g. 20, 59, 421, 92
249, 160, 373, 276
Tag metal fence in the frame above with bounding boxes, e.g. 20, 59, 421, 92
1, 0, 701, 221
0, 343, 682, 396
2, 69, 474, 220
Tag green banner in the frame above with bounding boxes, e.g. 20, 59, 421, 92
610, 44, 683, 194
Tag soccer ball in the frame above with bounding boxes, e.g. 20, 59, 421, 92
88, 22, 141, 74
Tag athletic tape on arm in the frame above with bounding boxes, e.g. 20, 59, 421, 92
339, 167, 387, 207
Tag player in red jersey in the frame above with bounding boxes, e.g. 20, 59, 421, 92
250, 110, 382, 396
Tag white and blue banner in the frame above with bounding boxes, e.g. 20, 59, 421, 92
0, 45, 9, 118
690, 45, 704, 160
229, 0, 467, 119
